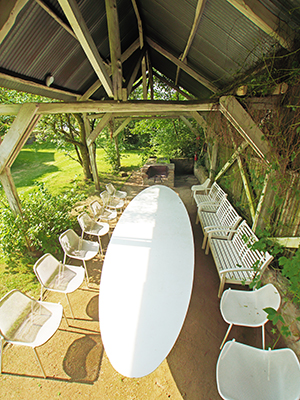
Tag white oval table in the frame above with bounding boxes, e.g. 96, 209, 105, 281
99, 185, 194, 377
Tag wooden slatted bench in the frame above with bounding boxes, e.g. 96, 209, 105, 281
193, 181, 227, 208
207, 220, 274, 298
196, 197, 242, 254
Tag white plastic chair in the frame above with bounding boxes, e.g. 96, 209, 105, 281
90, 199, 117, 224
77, 212, 110, 259
100, 190, 124, 213
216, 339, 300, 400
191, 178, 211, 197
220, 284, 281, 349
0, 289, 67, 378
59, 229, 99, 286
34, 253, 85, 319
106, 183, 127, 200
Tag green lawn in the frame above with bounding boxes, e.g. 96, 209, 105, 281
0, 144, 143, 298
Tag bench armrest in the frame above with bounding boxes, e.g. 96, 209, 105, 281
204, 225, 236, 233
208, 228, 238, 239
197, 202, 220, 212
218, 266, 260, 275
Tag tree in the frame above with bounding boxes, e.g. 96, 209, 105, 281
36, 113, 95, 181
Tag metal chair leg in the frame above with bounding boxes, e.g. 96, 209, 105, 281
33, 348, 46, 378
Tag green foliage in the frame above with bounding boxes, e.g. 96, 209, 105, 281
0, 182, 84, 265
279, 247, 300, 305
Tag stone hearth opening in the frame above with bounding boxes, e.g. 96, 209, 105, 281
141, 159, 175, 187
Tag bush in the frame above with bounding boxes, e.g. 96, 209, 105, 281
0, 182, 84, 266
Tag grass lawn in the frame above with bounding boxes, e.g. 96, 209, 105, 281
0, 144, 144, 298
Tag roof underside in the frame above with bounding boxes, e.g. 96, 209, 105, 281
0, 0, 299, 102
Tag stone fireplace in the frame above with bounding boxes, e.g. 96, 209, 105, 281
141, 159, 175, 187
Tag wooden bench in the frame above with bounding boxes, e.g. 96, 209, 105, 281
193, 181, 227, 208
207, 220, 274, 298
196, 197, 242, 254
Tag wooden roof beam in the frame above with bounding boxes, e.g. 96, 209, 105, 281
225, 0, 293, 50
80, 38, 140, 101
131, 0, 144, 48
146, 37, 218, 93
57, 0, 114, 98
0, 0, 29, 44
219, 95, 271, 162
35, 0, 77, 39
175, 0, 206, 85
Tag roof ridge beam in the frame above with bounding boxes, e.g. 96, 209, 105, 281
57, 0, 114, 98
146, 37, 218, 93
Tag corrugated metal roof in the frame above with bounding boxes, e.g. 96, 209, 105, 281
0, 0, 299, 101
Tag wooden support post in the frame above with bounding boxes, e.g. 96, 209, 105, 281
84, 114, 100, 190
0, 103, 39, 174
252, 172, 270, 232
105, 0, 123, 100
142, 56, 147, 100
0, 167, 22, 216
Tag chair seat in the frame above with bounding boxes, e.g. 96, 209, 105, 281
220, 284, 281, 328
44, 264, 85, 293
84, 221, 109, 237
217, 340, 300, 400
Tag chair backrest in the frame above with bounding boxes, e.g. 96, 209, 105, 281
59, 229, 80, 254
34, 253, 61, 286
100, 190, 110, 206
215, 197, 231, 222
0, 290, 51, 342
232, 220, 256, 259
106, 183, 115, 196
77, 212, 93, 232
90, 200, 104, 219
208, 182, 227, 203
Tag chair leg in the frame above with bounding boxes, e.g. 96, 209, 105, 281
0, 338, 3, 374
218, 276, 226, 298
202, 233, 207, 250
83, 260, 90, 287
262, 325, 265, 349
33, 348, 46, 378
220, 324, 233, 349
63, 308, 69, 327
65, 293, 74, 319
98, 237, 103, 260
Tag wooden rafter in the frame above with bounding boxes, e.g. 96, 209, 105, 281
175, 0, 206, 85
153, 70, 194, 100
146, 37, 218, 93
225, 0, 293, 50
131, 0, 143, 48
0, 0, 29, 44
80, 39, 140, 101
57, 0, 114, 98
126, 47, 147, 95
34, 0, 77, 39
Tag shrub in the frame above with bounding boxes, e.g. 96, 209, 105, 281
0, 182, 84, 266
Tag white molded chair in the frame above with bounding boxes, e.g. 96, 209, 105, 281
77, 212, 110, 259
220, 284, 281, 349
191, 178, 211, 197
106, 183, 127, 200
100, 190, 124, 213
34, 253, 85, 319
0, 289, 67, 378
59, 229, 99, 286
90, 199, 117, 224
216, 339, 300, 400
